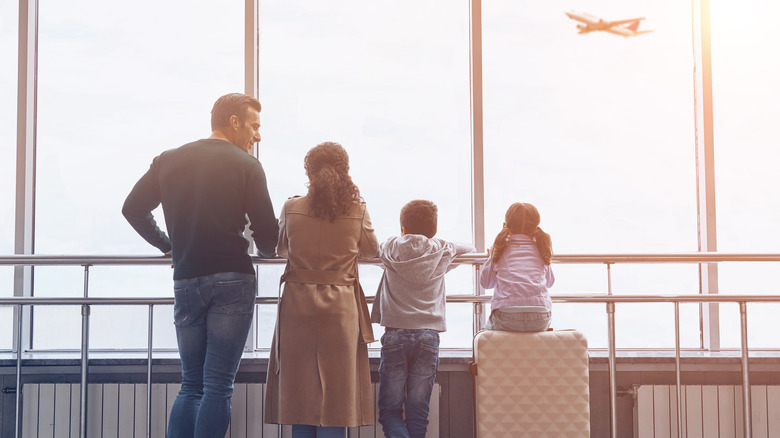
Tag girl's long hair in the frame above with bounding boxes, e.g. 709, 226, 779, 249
304, 142, 362, 221
490, 202, 553, 265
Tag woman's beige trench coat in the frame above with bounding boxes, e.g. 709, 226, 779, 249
265, 196, 378, 427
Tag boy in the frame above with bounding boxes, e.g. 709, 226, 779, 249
371, 200, 475, 438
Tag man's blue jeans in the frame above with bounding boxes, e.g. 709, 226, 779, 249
377, 328, 440, 438
167, 272, 256, 438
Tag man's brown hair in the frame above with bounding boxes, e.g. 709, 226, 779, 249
210, 93, 261, 130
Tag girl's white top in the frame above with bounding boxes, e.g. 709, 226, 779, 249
480, 234, 554, 310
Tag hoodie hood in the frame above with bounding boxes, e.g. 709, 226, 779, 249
379, 234, 455, 284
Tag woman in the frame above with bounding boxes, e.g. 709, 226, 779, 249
265, 142, 378, 437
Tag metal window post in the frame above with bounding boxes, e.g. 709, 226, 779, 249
15, 0, 38, 359
469, 0, 486, 333
469, 0, 485, 256
469, 0, 485, 255
242, 0, 260, 352
14, 3, 38, 435
691, 0, 719, 352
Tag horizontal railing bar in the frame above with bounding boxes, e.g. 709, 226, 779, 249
3, 294, 780, 306
455, 294, 780, 303
2, 252, 780, 266
552, 253, 780, 263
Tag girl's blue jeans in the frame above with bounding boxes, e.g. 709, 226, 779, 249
377, 328, 440, 438
483, 307, 551, 332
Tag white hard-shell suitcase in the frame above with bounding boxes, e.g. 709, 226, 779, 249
471, 329, 590, 437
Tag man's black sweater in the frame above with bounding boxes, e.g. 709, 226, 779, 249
123, 138, 278, 280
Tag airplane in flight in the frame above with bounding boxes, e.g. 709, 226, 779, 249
565, 10, 653, 37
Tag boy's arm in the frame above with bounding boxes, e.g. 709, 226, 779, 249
453, 242, 477, 256
444, 241, 477, 273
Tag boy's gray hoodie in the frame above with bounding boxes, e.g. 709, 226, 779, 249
370, 234, 475, 331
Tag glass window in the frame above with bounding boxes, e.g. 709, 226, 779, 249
483, 0, 698, 348
258, 1, 473, 348
0, 0, 19, 350
33, 0, 244, 350
710, 1, 780, 349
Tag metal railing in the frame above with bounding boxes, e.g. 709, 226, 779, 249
2, 253, 780, 438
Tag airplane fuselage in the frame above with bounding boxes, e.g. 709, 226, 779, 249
566, 10, 652, 37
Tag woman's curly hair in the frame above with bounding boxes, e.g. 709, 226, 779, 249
304, 142, 362, 221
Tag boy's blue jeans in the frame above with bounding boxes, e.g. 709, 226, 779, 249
167, 272, 256, 438
377, 328, 440, 438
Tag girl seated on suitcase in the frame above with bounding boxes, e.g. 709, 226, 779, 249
480, 202, 554, 332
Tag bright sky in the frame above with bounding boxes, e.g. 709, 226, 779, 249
1, 0, 779, 351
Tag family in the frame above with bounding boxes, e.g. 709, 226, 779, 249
122, 93, 555, 438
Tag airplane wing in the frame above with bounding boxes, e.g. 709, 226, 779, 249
604, 27, 632, 37
603, 17, 645, 27
604, 24, 653, 37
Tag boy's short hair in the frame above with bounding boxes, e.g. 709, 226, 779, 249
400, 200, 438, 238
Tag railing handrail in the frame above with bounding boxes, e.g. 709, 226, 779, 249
2, 252, 780, 266
3, 294, 780, 306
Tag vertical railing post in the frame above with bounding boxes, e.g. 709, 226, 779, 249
147, 304, 154, 438
473, 264, 484, 337
740, 301, 752, 438
79, 265, 91, 438
674, 302, 682, 438
14, 304, 23, 438
607, 301, 617, 438
473, 301, 483, 337
605, 262, 617, 437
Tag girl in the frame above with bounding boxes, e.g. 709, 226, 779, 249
480, 202, 554, 332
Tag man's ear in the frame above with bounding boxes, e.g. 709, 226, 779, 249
401, 226, 408, 236
229, 114, 240, 130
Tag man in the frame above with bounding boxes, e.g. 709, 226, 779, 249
122, 93, 278, 438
